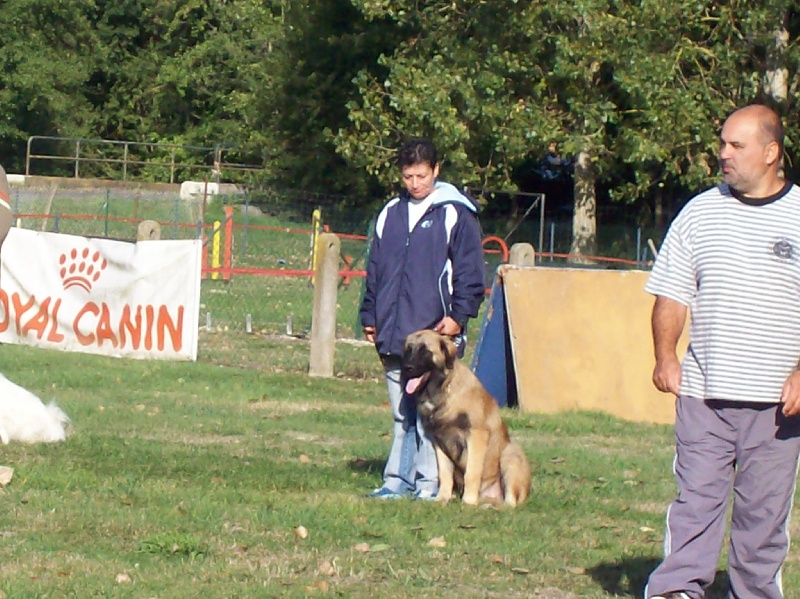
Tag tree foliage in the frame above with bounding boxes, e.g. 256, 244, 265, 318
338, 1, 800, 217
0, 0, 798, 239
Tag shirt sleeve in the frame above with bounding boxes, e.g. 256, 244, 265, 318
645, 209, 696, 307
448, 208, 486, 324
359, 225, 380, 328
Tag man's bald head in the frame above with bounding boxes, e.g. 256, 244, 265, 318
730, 104, 784, 154
719, 105, 786, 197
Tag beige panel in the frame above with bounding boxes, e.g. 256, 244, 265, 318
503, 267, 688, 425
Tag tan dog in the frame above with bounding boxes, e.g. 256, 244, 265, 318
403, 330, 531, 506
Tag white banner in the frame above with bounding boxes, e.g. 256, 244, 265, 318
0, 228, 201, 360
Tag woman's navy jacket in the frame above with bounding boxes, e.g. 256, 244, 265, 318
360, 181, 486, 357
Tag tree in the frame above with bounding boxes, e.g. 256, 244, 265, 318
255, 0, 408, 199
0, 0, 100, 171
339, 0, 800, 255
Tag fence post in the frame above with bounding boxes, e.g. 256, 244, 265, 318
223, 205, 233, 281
509, 242, 536, 267
309, 232, 340, 377
137, 220, 161, 241
310, 208, 322, 286
104, 189, 110, 237
211, 220, 221, 280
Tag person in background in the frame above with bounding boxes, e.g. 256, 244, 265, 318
360, 137, 485, 500
644, 104, 800, 599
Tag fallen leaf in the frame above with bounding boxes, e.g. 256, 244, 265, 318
295, 525, 308, 539
459, 524, 476, 529
353, 543, 370, 553
115, 573, 132, 584
0, 467, 13, 486
299, 454, 310, 464
317, 560, 336, 576
490, 555, 504, 564
370, 543, 391, 552
314, 581, 329, 592
639, 526, 656, 533
511, 567, 530, 574
428, 536, 446, 548
563, 566, 586, 575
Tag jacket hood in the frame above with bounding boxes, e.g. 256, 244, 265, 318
400, 181, 479, 213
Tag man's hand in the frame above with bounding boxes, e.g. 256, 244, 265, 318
780, 370, 800, 417
651, 296, 687, 396
362, 326, 376, 343
653, 356, 682, 396
434, 316, 462, 336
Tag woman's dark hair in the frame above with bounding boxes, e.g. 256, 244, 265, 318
397, 137, 437, 169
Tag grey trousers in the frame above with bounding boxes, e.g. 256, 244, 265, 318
645, 397, 800, 599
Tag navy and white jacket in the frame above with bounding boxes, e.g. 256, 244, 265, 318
360, 181, 486, 356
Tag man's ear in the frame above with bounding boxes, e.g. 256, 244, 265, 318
765, 141, 782, 166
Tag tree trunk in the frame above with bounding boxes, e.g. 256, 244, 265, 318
653, 185, 664, 228
569, 150, 597, 260
764, 11, 789, 105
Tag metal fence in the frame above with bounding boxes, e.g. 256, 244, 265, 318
5, 184, 665, 346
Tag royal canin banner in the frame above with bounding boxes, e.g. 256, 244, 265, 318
0, 228, 201, 360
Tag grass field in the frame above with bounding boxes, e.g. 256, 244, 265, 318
3, 334, 799, 598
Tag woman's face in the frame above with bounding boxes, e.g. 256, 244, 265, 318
401, 161, 440, 200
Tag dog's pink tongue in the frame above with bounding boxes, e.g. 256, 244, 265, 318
405, 376, 424, 395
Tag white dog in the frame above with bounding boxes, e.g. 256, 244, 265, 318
0, 374, 70, 444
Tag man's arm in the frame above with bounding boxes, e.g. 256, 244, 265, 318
651, 295, 686, 395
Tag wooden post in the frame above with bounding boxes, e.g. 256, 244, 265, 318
309, 233, 340, 377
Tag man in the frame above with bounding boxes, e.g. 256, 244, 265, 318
644, 104, 800, 599
360, 137, 485, 500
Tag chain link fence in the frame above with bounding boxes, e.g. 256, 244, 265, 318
6, 183, 666, 353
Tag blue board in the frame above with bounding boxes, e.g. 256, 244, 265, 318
470, 273, 517, 408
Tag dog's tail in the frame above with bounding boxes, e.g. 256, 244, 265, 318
500, 442, 531, 507
42, 402, 71, 442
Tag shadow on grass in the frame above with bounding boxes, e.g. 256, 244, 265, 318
588, 558, 729, 598
348, 457, 384, 475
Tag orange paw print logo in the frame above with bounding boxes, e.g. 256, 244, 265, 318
59, 247, 108, 292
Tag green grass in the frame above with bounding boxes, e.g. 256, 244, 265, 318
2, 337, 796, 598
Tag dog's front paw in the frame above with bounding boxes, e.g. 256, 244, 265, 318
462, 494, 479, 506
436, 492, 452, 504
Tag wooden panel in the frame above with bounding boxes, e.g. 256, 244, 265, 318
503, 267, 688, 425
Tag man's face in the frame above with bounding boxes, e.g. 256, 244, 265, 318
401, 161, 440, 200
719, 112, 776, 196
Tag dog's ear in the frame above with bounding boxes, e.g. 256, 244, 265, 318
441, 336, 457, 370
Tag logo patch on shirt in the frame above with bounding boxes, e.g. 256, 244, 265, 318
420, 219, 433, 229
773, 238, 794, 260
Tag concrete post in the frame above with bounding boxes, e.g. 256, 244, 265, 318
309, 233, 340, 377
137, 220, 161, 241
509, 242, 536, 267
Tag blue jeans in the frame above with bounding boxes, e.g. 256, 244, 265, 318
379, 355, 438, 495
